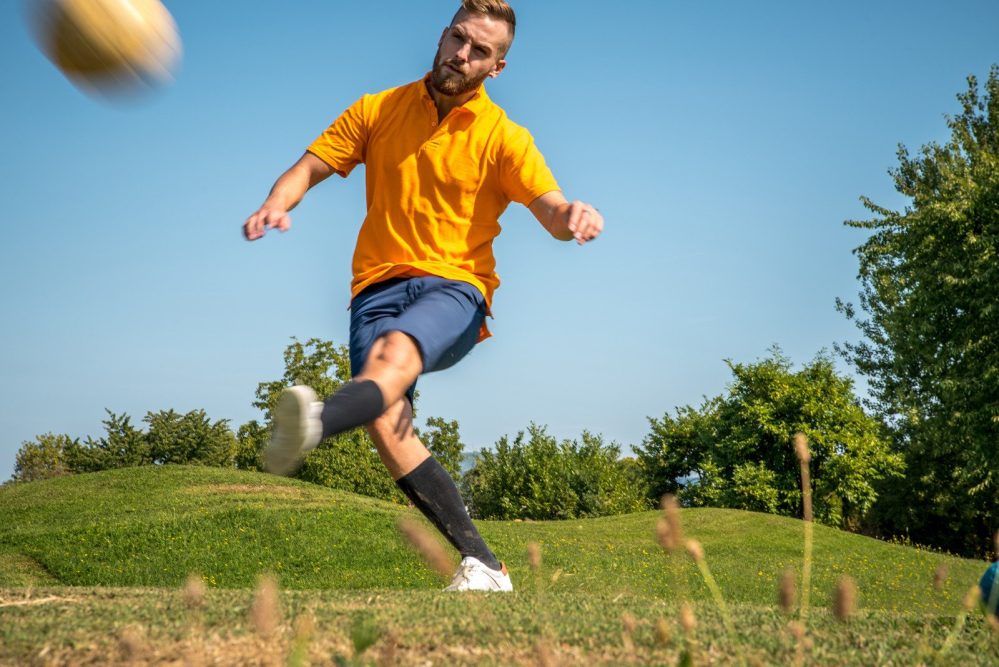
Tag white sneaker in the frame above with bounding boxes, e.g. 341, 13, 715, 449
444, 557, 513, 592
264, 385, 323, 476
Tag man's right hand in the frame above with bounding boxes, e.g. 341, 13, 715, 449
243, 206, 291, 241
242, 152, 336, 242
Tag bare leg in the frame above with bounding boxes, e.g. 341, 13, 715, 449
375, 398, 502, 572
366, 397, 430, 480
360, 334, 501, 573
314, 330, 424, 444
356, 330, 423, 410
357, 330, 430, 478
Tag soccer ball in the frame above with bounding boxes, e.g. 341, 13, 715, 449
27, 0, 182, 95
982, 561, 998, 616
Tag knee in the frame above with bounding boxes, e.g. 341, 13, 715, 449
367, 331, 423, 378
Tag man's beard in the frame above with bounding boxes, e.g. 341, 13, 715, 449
429, 49, 490, 97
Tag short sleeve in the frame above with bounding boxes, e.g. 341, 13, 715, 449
307, 95, 369, 177
498, 124, 560, 206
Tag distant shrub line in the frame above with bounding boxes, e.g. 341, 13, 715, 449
12, 340, 903, 533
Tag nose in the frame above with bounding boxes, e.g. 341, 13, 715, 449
455, 42, 471, 62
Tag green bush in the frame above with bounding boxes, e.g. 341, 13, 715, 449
297, 429, 403, 503
234, 420, 267, 471
145, 409, 236, 467
636, 348, 902, 528
12, 433, 75, 482
249, 337, 467, 502
462, 424, 650, 520
417, 416, 465, 480
66, 411, 150, 473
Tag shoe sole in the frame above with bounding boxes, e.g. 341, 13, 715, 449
264, 386, 314, 476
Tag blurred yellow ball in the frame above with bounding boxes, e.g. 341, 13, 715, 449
29, 0, 182, 96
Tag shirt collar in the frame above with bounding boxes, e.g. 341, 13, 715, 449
420, 73, 491, 116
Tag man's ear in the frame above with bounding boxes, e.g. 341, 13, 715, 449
489, 58, 507, 79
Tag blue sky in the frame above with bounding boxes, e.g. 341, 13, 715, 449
1, 0, 997, 480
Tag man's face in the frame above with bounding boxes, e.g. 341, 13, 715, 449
430, 10, 509, 97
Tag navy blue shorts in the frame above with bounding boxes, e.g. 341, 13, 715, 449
349, 276, 486, 403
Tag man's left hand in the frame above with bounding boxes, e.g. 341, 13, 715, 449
564, 200, 604, 245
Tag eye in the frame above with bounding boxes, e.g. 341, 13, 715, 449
474, 46, 488, 57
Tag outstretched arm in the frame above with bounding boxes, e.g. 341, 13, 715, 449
243, 152, 335, 241
528, 190, 604, 245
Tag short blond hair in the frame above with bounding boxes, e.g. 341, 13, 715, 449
452, 0, 516, 55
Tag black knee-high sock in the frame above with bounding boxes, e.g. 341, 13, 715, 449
396, 457, 501, 571
320, 380, 385, 440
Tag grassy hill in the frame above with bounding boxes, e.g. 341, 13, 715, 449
0, 466, 996, 665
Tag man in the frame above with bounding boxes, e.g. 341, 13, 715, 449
242, 0, 603, 592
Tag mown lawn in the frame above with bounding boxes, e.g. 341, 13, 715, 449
0, 466, 996, 665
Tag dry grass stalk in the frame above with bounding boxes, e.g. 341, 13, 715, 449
833, 575, 857, 622
621, 612, 637, 653
800, 521, 813, 624
117, 624, 147, 662
787, 620, 807, 667
661, 494, 684, 551
293, 613, 315, 643
287, 612, 316, 667
378, 630, 399, 667
679, 602, 696, 634
778, 568, 796, 614
684, 539, 735, 639
684, 539, 705, 562
792, 432, 811, 463
397, 517, 454, 580
528, 542, 542, 571
182, 572, 206, 610
180, 574, 207, 666
963, 585, 981, 611
535, 639, 559, 667
250, 574, 281, 639
938, 586, 981, 656
793, 433, 813, 522
655, 517, 677, 554
677, 605, 698, 666
183, 642, 206, 667
655, 617, 672, 646
933, 564, 948, 592
793, 432, 814, 624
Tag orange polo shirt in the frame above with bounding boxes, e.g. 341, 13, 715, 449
307, 76, 560, 339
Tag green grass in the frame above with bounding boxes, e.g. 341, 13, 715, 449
1, 465, 996, 665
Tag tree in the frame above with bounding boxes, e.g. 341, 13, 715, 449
837, 67, 999, 555
251, 337, 462, 504
636, 400, 720, 499
418, 416, 465, 480
12, 409, 235, 479
235, 420, 267, 471
145, 409, 236, 467
253, 337, 353, 421
65, 410, 150, 472
251, 338, 393, 497
636, 349, 902, 528
462, 424, 649, 520
297, 429, 403, 503
12, 433, 76, 482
